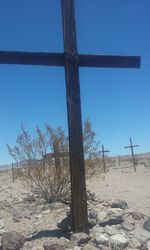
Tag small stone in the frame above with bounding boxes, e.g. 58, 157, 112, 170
12, 208, 22, 222
0, 200, 12, 209
132, 212, 144, 220
134, 226, 150, 243
70, 233, 90, 246
83, 243, 99, 250
90, 225, 104, 236
0, 220, 5, 236
1, 231, 25, 250
97, 212, 107, 223
110, 234, 128, 249
121, 221, 135, 231
147, 240, 150, 250
94, 234, 109, 247
0, 228, 6, 236
0, 220, 4, 230
87, 191, 97, 201
107, 208, 124, 219
89, 209, 98, 221
104, 225, 118, 236
99, 208, 124, 226
43, 238, 66, 250
73, 247, 82, 250
88, 218, 97, 227
111, 200, 128, 210
130, 238, 141, 248
102, 202, 110, 207
143, 218, 150, 232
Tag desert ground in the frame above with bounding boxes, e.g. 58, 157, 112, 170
0, 156, 150, 249
87, 162, 150, 217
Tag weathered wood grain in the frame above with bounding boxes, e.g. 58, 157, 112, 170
0, 0, 141, 234
0, 51, 140, 68
61, 0, 88, 233
0, 51, 64, 66
79, 54, 140, 68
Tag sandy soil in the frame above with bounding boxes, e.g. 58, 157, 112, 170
87, 164, 150, 216
0, 162, 150, 218
0, 162, 150, 249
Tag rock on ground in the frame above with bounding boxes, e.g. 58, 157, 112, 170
143, 218, 150, 232
111, 200, 128, 210
110, 234, 128, 249
94, 233, 109, 247
132, 212, 145, 220
1, 231, 25, 250
70, 233, 90, 246
43, 238, 67, 250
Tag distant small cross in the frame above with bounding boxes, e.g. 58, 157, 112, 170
118, 155, 121, 166
99, 144, 110, 172
0, 0, 140, 232
124, 137, 139, 172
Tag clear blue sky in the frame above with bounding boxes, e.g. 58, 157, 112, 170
0, 0, 150, 164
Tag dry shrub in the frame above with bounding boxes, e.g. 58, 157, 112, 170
23, 162, 70, 203
7, 119, 100, 202
85, 157, 111, 178
7, 125, 71, 203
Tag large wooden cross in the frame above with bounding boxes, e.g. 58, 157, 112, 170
99, 145, 110, 173
125, 137, 139, 172
0, 0, 140, 232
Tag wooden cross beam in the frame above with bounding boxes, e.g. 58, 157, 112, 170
0, 0, 140, 233
43, 151, 69, 169
43, 152, 69, 159
99, 145, 110, 172
124, 137, 139, 172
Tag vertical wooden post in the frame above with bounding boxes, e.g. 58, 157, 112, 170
124, 138, 139, 172
61, 0, 88, 233
0, 0, 140, 235
53, 144, 61, 169
130, 138, 136, 172
118, 155, 121, 166
102, 145, 106, 173
99, 145, 110, 173
12, 163, 15, 182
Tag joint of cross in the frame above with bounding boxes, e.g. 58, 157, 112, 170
64, 51, 79, 65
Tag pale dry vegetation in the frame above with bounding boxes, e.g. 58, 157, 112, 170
7, 119, 105, 203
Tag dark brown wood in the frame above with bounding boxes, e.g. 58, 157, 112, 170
61, 0, 88, 233
0, 0, 141, 234
79, 54, 140, 68
124, 137, 139, 172
0, 51, 140, 68
0, 51, 65, 66
43, 152, 69, 159
99, 145, 110, 172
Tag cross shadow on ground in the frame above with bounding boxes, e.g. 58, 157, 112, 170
26, 229, 71, 242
